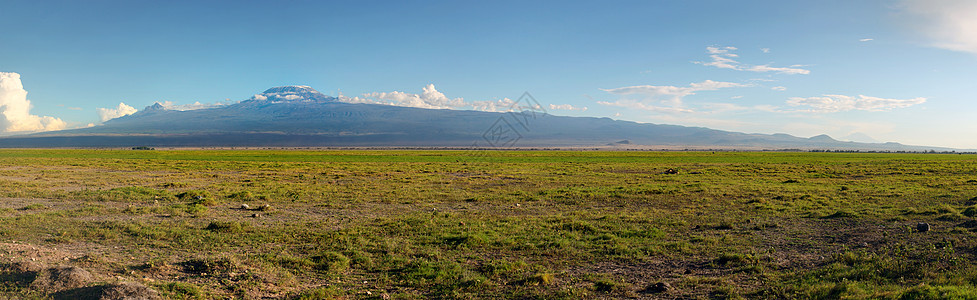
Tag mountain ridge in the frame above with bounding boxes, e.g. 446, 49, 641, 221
0, 86, 964, 151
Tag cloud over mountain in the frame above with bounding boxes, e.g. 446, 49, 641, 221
97, 102, 138, 122
0, 72, 66, 133
338, 84, 524, 113
364, 84, 466, 110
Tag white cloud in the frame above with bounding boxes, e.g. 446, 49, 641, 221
0, 72, 67, 133
771, 86, 787, 91
786, 94, 926, 112
471, 98, 517, 112
362, 84, 467, 110
859, 38, 874, 42
746, 65, 810, 75
548, 104, 588, 111
336, 95, 379, 105
702, 54, 740, 70
340, 84, 527, 113
601, 80, 747, 106
156, 100, 231, 111
899, 0, 977, 55
696, 46, 810, 74
760, 48, 770, 53
96, 102, 138, 122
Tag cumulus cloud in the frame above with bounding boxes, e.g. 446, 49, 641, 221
899, 0, 977, 54
548, 104, 588, 111
340, 84, 529, 113
335, 94, 380, 105
786, 94, 926, 112
96, 102, 138, 122
471, 98, 517, 112
771, 86, 787, 91
601, 80, 747, 106
157, 100, 229, 111
696, 46, 810, 74
0, 72, 67, 133
363, 84, 466, 110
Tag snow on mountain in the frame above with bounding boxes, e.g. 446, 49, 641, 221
250, 86, 335, 103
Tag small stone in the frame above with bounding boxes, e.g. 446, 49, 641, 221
917, 222, 931, 232
241, 204, 251, 210
251, 213, 260, 218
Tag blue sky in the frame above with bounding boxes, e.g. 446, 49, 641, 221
1, 0, 975, 148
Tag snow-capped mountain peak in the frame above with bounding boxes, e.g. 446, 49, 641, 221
252, 85, 334, 103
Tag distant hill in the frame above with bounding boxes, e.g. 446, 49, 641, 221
0, 86, 961, 151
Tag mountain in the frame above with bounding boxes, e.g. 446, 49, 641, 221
0, 86, 961, 151
841, 132, 880, 143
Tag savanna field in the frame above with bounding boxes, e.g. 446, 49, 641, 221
1, 149, 977, 299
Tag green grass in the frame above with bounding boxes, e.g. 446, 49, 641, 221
0, 149, 976, 298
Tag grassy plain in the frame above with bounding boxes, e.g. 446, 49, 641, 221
0, 149, 976, 299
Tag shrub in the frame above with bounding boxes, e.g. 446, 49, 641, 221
205, 220, 249, 233
962, 206, 977, 218
312, 252, 349, 273
182, 257, 237, 275
156, 282, 202, 298
523, 273, 554, 285
176, 190, 211, 201
594, 278, 626, 293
